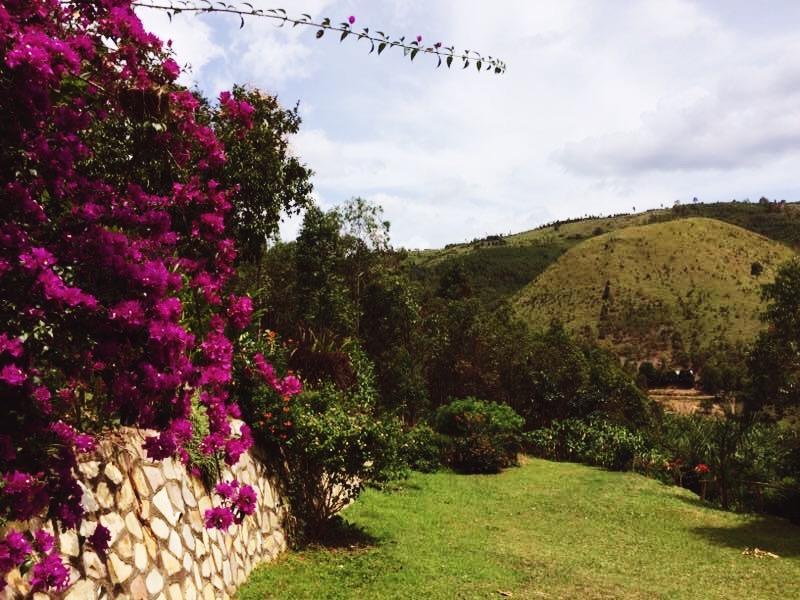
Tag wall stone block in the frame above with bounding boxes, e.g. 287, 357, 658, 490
2, 426, 288, 599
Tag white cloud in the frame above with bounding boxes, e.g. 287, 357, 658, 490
136, 0, 800, 247
557, 34, 800, 176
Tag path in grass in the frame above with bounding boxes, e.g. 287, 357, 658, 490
238, 458, 800, 599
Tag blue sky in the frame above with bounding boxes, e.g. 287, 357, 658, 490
138, 1, 800, 248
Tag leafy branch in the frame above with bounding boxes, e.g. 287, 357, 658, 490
131, 1, 507, 74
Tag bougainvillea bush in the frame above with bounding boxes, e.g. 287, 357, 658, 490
236, 333, 406, 543
0, 0, 260, 590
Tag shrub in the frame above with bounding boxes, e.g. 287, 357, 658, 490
526, 418, 650, 471
762, 478, 800, 523
282, 386, 406, 540
434, 398, 524, 473
239, 336, 406, 543
401, 423, 445, 473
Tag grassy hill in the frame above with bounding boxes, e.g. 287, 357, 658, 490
513, 218, 796, 362
239, 459, 800, 599
408, 202, 799, 308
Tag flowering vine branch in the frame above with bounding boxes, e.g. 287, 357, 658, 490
131, 1, 507, 74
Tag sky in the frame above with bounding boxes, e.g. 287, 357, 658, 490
137, 0, 800, 249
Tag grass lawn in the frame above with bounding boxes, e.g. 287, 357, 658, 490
238, 458, 800, 599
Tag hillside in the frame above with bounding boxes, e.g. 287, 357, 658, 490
408, 201, 800, 308
513, 218, 796, 362
240, 460, 800, 599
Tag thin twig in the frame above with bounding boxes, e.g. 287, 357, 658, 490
131, 0, 506, 74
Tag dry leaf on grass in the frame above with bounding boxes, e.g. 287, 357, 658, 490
742, 547, 780, 559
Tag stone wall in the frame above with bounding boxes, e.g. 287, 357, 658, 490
2, 425, 288, 599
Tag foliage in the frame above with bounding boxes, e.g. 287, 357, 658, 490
133, 1, 507, 73
252, 200, 429, 423
293, 206, 357, 339
0, 1, 258, 589
749, 259, 800, 414
652, 413, 792, 510
238, 334, 406, 543
525, 418, 653, 472
505, 324, 658, 430
410, 242, 569, 308
667, 200, 800, 249
400, 423, 445, 473
433, 398, 524, 474
212, 85, 313, 262
279, 384, 406, 542
698, 342, 749, 396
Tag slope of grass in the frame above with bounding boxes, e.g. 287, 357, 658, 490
407, 210, 665, 268
238, 459, 800, 599
409, 242, 571, 306
662, 202, 800, 249
407, 203, 799, 314
513, 218, 795, 361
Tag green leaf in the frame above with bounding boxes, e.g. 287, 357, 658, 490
411, 48, 419, 61
316, 29, 325, 39
447, 55, 453, 68
476, 60, 482, 71
340, 31, 349, 42
378, 42, 387, 55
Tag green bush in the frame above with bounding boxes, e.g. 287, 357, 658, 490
434, 398, 524, 473
281, 384, 407, 541
238, 335, 407, 544
401, 423, 445, 472
526, 418, 650, 471
762, 477, 800, 523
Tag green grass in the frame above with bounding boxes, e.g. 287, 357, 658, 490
513, 218, 796, 361
238, 459, 800, 599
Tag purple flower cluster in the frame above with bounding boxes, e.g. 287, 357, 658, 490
0, 1, 257, 590
253, 352, 304, 398
0, 529, 69, 593
204, 480, 258, 531
219, 91, 255, 131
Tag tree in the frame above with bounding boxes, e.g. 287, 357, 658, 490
748, 259, 800, 414
293, 206, 356, 338
213, 86, 313, 263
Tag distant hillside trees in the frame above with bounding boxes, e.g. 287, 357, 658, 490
748, 259, 800, 414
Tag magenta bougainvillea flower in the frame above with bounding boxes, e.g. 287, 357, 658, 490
0, 0, 259, 591
204, 506, 235, 530
87, 524, 111, 556
29, 553, 70, 592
